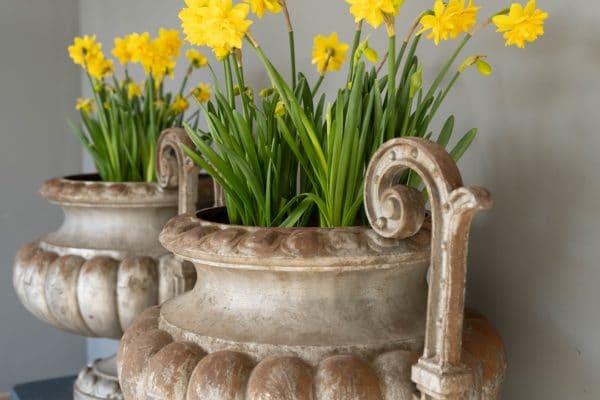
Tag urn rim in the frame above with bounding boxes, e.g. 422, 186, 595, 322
159, 206, 431, 270
40, 173, 179, 208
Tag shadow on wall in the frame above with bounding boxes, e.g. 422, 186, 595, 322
466, 13, 599, 399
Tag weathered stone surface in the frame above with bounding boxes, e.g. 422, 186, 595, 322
146, 342, 206, 399
316, 355, 382, 400
247, 356, 313, 400
374, 350, 420, 400
119, 329, 173, 399
186, 351, 253, 400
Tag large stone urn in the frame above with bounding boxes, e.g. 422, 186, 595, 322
118, 134, 506, 399
13, 128, 213, 400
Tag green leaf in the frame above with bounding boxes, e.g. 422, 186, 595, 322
450, 128, 477, 161
437, 115, 455, 148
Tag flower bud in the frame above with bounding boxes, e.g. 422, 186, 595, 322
259, 87, 275, 97
409, 64, 422, 99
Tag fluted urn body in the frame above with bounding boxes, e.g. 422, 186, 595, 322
13, 174, 211, 399
118, 136, 507, 400
118, 209, 504, 400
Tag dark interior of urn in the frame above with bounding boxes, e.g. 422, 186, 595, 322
197, 207, 230, 224
63, 173, 102, 182
196, 206, 373, 228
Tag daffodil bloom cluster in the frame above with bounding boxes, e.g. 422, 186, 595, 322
68, 35, 114, 79
176, 0, 548, 228
111, 29, 182, 81
179, 0, 253, 59
67, 29, 208, 182
346, 0, 404, 34
418, 0, 480, 45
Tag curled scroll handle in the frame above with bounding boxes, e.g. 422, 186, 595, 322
155, 128, 222, 299
156, 127, 223, 214
364, 137, 493, 400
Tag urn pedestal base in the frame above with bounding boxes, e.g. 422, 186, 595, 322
74, 355, 122, 400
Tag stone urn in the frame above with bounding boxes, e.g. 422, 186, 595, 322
118, 135, 506, 399
13, 128, 213, 400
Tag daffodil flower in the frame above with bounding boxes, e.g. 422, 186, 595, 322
311, 32, 350, 74
418, 0, 479, 45
492, 0, 548, 48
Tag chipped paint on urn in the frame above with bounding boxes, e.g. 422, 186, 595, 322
117, 134, 507, 400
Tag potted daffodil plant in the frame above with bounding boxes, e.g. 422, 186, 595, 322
13, 28, 215, 400
115, 1, 548, 399
178, 0, 548, 227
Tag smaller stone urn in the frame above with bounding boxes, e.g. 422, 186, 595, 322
13, 128, 213, 400
118, 133, 506, 399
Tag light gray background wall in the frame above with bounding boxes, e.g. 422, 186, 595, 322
3, 0, 597, 398
0, 0, 86, 392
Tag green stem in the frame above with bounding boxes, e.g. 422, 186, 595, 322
223, 57, 235, 109
424, 34, 471, 101
249, 39, 328, 182
231, 53, 250, 121
386, 34, 397, 141
394, 40, 409, 77
312, 75, 325, 96
289, 31, 297, 88
347, 23, 363, 83
86, 72, 117, 179
429, 71, 460, 121
147, 75, 157, 181
279, 0, 296, 88
178, 64, 193, 97
399, 34, 421, 82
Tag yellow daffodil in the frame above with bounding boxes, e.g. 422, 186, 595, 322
180, 0, 252, 59
245, 0, 281, 18
171, 95, 189, 114
75, 98, 94, 114
155, 28, 183, 58
311, 32, 350, 75
87, 56, 114, 79
492, 0, 548, 48
125, 32, 151, 63
346, 0, 403, 30
68, 35, 102, 66
275, 101, 286, 117
127, 82, 142, 99
192, 83, 212, 103
140, 40, 177, 82
112, 36, 132, 65
186, 49, 208, 68
418, 0, 479, 45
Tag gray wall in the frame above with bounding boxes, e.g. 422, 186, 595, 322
32, 0, 600, 398
0, 0, 86, 391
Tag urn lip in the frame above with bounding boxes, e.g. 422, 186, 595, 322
40, 173, 178, 208
159, 207, 431, 270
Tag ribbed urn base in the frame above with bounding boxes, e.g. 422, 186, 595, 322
74, 355, 122, 400
118, 307, 506, 400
